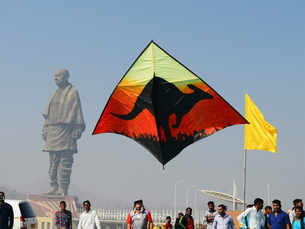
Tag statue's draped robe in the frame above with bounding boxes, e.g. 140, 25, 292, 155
43, 83, 85, 153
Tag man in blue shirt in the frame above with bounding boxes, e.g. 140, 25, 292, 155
55, 201, 72, 229
267, 200, 290, 229
213, 205, 235, 229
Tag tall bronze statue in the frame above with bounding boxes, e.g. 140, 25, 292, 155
42, 69, 85, 196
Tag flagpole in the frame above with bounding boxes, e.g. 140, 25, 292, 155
243, 150, 247, 210
267, 184, 271, 205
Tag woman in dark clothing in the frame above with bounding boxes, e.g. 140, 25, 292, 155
175, 213, 184, 229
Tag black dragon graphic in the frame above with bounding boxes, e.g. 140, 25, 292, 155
111, 76, 213, 142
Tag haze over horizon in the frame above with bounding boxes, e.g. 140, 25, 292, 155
0, 1, 304, 211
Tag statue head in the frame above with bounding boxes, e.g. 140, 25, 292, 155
54, 69, 70, 88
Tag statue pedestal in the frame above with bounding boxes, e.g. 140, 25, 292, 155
27, 194, 81, 217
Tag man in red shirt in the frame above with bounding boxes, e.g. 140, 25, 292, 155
126, 200, 153, 229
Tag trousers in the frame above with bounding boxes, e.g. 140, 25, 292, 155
48, 151, 74, 191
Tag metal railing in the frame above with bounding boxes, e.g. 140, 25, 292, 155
91, 208, 206, 225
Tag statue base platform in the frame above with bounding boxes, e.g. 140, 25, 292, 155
27, 194, 81, 217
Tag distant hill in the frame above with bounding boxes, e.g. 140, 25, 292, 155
0, 186, 26, 200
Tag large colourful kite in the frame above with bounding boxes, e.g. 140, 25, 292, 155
93, 41, 248, 166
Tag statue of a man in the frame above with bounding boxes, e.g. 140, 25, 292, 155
42, 69, 85, 196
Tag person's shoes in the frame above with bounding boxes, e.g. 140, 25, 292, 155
56, 187, 68, 196
54, 191, 65, 196
44, 187, 58, 195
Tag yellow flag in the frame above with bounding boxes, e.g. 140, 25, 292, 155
244, 94, 277, 153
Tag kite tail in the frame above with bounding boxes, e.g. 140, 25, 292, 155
111, 103, 144, 120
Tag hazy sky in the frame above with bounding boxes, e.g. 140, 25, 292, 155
0, 1, 304, 211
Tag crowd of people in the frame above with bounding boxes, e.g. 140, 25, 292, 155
200, 198, 304, 229
0, 191, 304, 229
166, 199, 304, 229
126, 198, 304, 229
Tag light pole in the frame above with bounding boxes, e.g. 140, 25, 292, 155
267, 184, 271, 205
174, 180, 184, 217
194, 189, 198, 225
186, 185, 196, 206
194, 188, 203, 225
186, 188, 189, 206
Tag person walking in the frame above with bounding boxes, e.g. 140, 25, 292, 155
175, 213, 184, 229
205, 201, 217, 229
237, 198, 265, 229
0, 192, 14, 229
290, 199, 303, 225
179, 207, 194, 229
78, 200, 101, 229
239, 205, 253, 229
165, 216, 173, 229
292, 206, 304, 229
264, 206, 272, 229
267, 200, 290, 229
55, 201, 72, 229
213, 205, 235, 229
126, 199, 153, 229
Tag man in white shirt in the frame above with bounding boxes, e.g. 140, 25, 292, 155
237, 198, 265, 229
78, 200, 101, 229
205, 201, 217, 229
